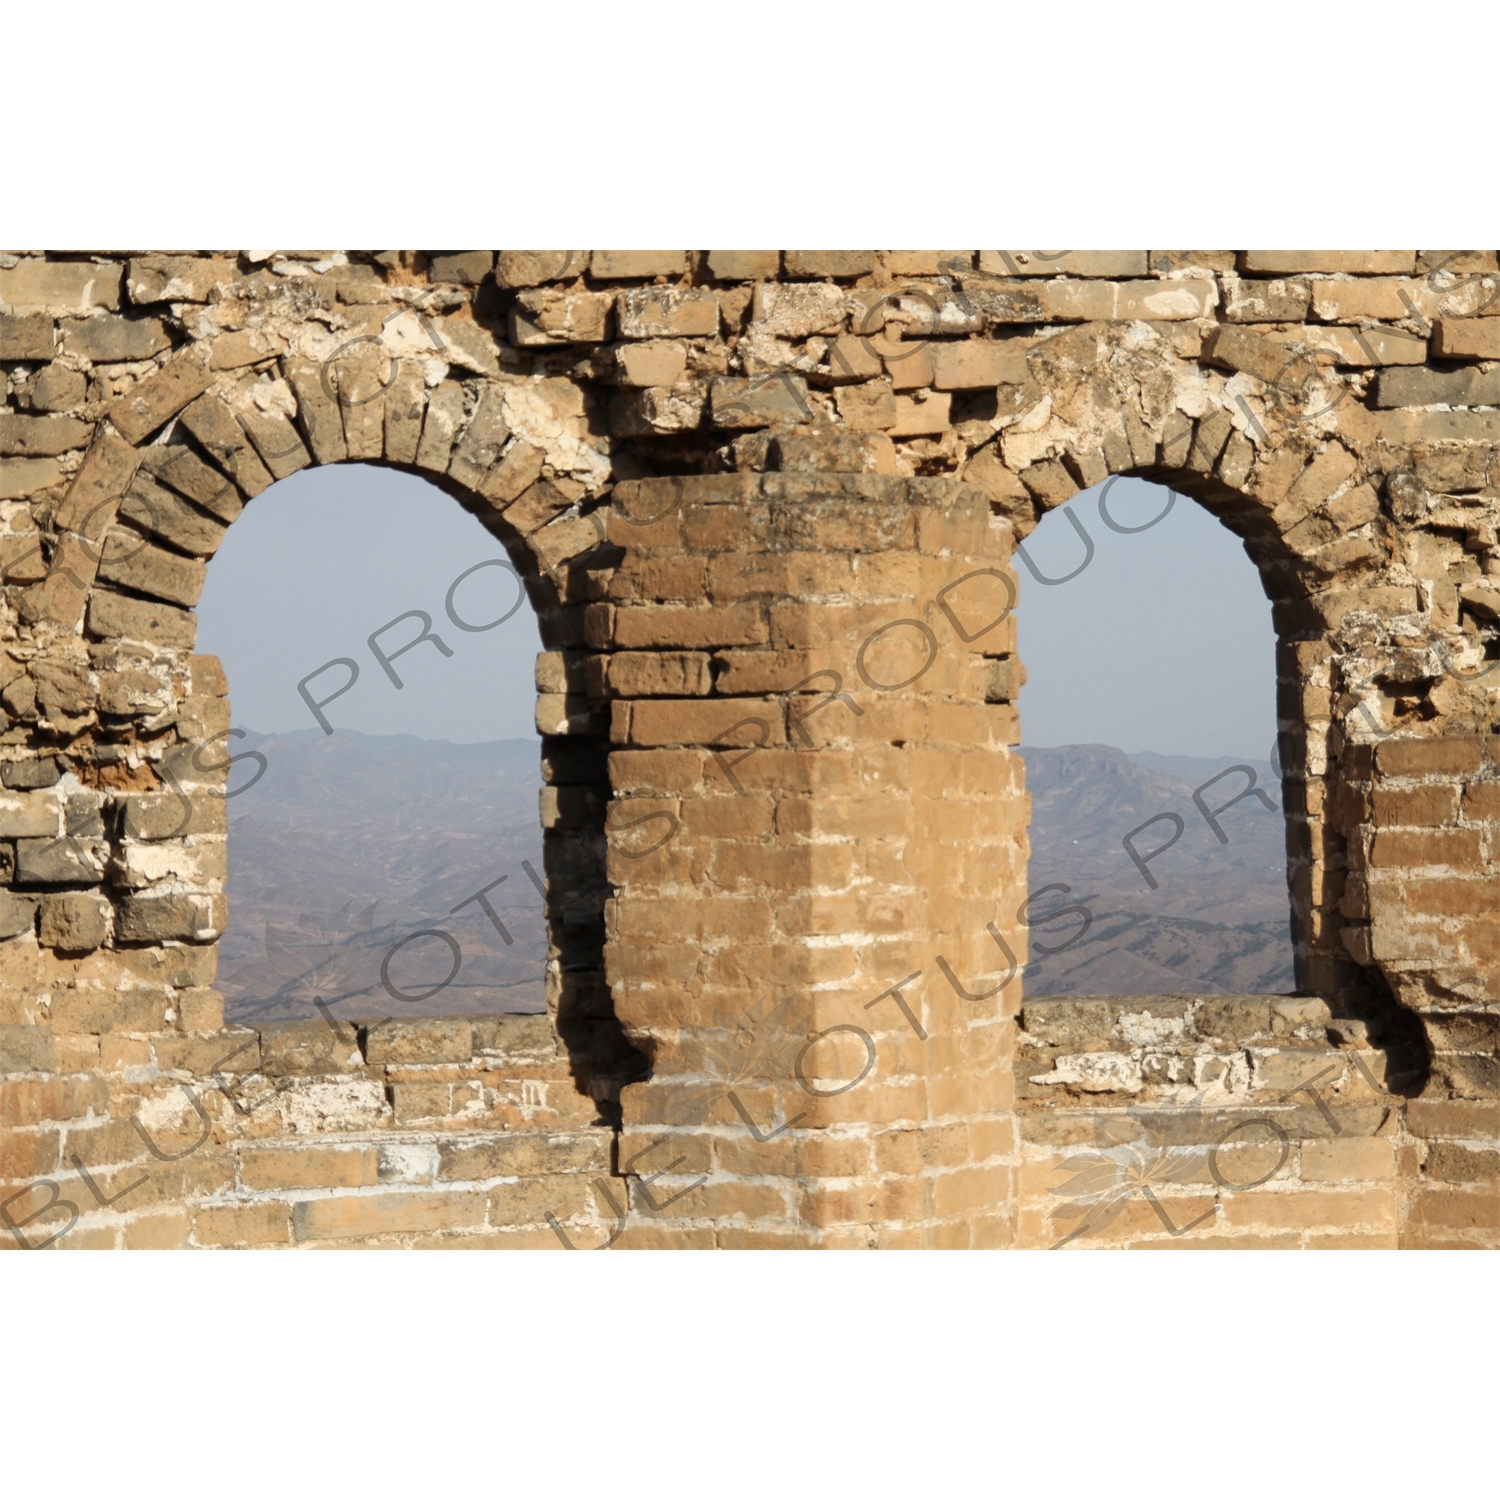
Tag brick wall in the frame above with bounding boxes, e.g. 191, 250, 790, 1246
1, 250, 1497, 1247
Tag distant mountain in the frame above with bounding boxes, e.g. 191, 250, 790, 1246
1018, 743, 1295, 996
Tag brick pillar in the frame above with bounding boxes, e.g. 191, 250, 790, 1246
1342, 733, 1500, 1247
596, 473, 1024, 1247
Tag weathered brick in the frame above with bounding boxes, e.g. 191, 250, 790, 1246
1241, 251, 1416, 275
616, 287, 719, 339
291, 1189, 487, 1241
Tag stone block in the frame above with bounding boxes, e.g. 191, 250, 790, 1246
179, 394, 274, 496
15, 836, 106, 886
258, 1021, 363, 1076
235, 403, 310, 481
1431, 318, 1500, 360
0, 457, 64, 499
930, 340, 1029, 389
767, 431, 895, 474
707, 251, 780, 281
0, 260, 121, 313
1375, 737, 1485, 777
240, 1145, 381, 1190
96, 530, 207, 607
835, 380, 898, 431
448, 385, 511, 493
126, 255, 238, 304
85, 588, 197, 649
119, 473, 228, 558
1241, 251, 1417, 275
1375, 366, 1500, 408
751, 283, 847, 339
889, 391, 951, 436
31, 363, 88, 411
145, 443, 243, 520
291, 1189, 487, 1241
1223, 276, 1311, 323
0, 891, 39, 940
494, 251, 585, 288
364, 1018, 474, 1065
610, 383, 708, 437
61, 315, 172, 363
107, 350, 215, 445
428, 251, 494, 284
783, 251, 876, 278
589, 251, 686, 279
978, 250, 1147, 278
710, 375, 812, 429
510, 288, 612, 345
616, 286, 719, 339
0, 1023, 56, 1072
115, 893, 225, 943
38, 892, 111, 952
0, 414, 93, 456
615, 340, 688, 387
0, 313, 55, 360
209, 329, 288, 370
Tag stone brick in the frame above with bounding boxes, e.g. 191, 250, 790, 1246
1375, 366, 1500, 409
494, 251, 586, 288
615, 341, 688, 387
38, 892, 111, 952
890, 392, 951, 436
751, 283, 847, 339
193, 1201, 291, 1247
768, 430, 894, 474
978, 251, 1147, 278
119, 472, 228, 557
1370, 784, 1459, 826
1241, 251, 1417, 275
428, 251, 494, 285
510, 288, 612, 345
364, 1018, 474, 1065
1223, 277, 1311, 323
930, 340, 1029, 390
291, 1189, 487, 1241
616, 287, 719, 339
61, 315, 172, 363
1368, 829, 1482, 868
707, 250, 780, 280
126, 255, 238, 304
1431, 318, 1500, 360
0, 457, 64, 501
96, 530, 207, 607
107, 349, 215, 445
178, 393, 274, 496
240, 1146, 380, 1190
115, 892, 225, 942
0, 313, 55, 360
0, 260, 121, 313
448, 385, 511, 493
0, 415, 88, 459
589, 251, 685, 279
1300, 1137, 1396, 1181
85, 589, 196, 649
0, 1023, 55, 1072
783, 251, 876, 278
1375, 737, 1485, 776
710, 375, 812, 429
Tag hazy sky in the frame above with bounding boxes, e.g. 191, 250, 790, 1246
197, 465, 1277, 757
1015, 476, 1278, 760
197, 465, 543, 742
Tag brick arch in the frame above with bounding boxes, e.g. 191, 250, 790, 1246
2, 250, 1496, 1249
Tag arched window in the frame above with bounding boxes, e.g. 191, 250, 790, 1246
196, 463, 548, 1027
1015, 476, 1293, 997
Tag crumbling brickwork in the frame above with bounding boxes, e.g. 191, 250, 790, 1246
0, 250, 1495, 1248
